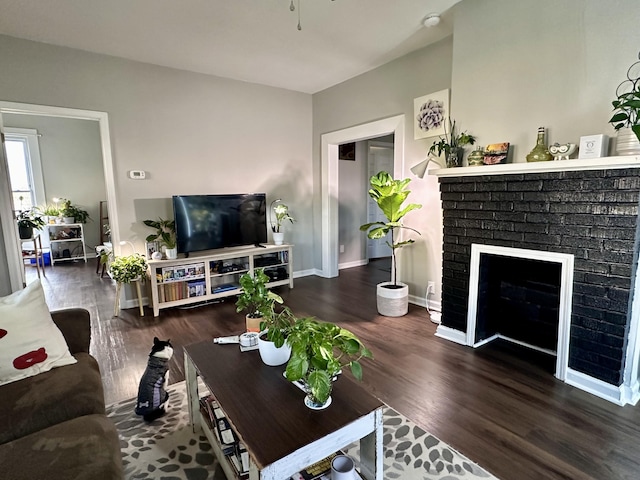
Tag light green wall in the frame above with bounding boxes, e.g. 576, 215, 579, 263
0, 34, 313, 277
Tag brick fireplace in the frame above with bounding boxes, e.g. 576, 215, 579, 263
431, 157, 640, 405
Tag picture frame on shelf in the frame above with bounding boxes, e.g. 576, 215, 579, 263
483, 143, 510, 165
146, 241, 160, 259
413, 89, 449, 140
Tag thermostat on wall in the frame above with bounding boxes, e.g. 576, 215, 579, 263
128, 170, 146, 180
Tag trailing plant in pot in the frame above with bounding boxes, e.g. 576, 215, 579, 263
284, 317, 373, 409
428, 118, 476, 167
360, 171, 422, 317
236, 268, 283, 333
609, 51, 640, 154
109, 253, 147, 316
257, 304, 297, 366
16, 209, 45, 239
143, 217, 177, 259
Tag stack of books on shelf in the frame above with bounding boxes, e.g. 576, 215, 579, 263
200, 395, 249, 478
155, 262, 206, 303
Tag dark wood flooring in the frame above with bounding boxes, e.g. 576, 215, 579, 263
28, 259, 640, 480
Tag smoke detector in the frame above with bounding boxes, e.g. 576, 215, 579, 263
423, 13, 441, 28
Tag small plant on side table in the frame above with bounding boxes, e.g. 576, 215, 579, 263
109, 254, 147, 316
236, 268, 283, 332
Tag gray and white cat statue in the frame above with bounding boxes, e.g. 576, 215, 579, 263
135, 337, 173, 422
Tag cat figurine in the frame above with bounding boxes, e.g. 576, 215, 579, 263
135, 337, 173, 422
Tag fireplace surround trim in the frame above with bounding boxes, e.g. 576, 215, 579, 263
467, 244, 574, 381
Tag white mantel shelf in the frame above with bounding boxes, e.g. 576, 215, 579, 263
430, 155, 640, 178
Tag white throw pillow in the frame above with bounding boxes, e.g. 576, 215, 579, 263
0, 279, 77, 386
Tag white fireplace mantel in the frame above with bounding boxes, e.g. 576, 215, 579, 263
430, 155, 640, 178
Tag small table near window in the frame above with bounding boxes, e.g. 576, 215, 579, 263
21, 233, 46, 279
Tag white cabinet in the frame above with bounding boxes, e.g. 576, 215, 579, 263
47, 223, 88, 265
148, 244, 293, 317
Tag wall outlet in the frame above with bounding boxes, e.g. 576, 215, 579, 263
427, 281, 435, 295
339, 244, 345, 253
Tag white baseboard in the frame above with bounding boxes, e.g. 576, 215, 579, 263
292, 268, 316, 278
565, 368, 629, 406
338, 259, 369, 270
434, 325, 467, 345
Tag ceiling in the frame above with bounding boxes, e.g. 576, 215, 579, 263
0, 0, 459, 94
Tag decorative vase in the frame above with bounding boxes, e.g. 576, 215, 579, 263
615, 127, 640, 156
376, 281, 409, 317
165, 247, 178, 259
526, 127, 553, 162
446, 147, 463, 168
467, 147, 485, 166
273, 232, 284, 245
331, 455, 356, 480
257, 332, 291, 366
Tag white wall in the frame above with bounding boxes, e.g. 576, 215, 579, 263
0, 34, 313, 279
3, 114, 105, 251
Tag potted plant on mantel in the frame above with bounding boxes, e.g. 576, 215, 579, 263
609, 51, 640, 155
236, 268, 283, 331
360, 171, 422, 317
144, 217, 177, 259
284, 317, 373, 409
428, 118, 476, 167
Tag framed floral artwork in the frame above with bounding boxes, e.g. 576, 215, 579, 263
413, 89, 449, 140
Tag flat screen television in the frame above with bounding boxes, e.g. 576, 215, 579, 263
172, 193, 267, 255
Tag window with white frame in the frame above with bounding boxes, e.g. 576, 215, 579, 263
4, 128, 45, 213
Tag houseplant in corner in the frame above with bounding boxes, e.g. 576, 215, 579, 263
428, 118, 476, 167
236, 268, 283, 334
284, 317, 373, 409
270, 200, 294, 245
360, 171, 422, 317
143, 217, 177, 259
16, 208, 45, 239
609, 51, 640, 155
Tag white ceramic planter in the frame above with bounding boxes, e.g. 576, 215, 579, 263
376, 281, 409, 317
258, 333, 291, 366
615, 127, 640, 156
165, 247, 178, 259
273, 232, 284, 245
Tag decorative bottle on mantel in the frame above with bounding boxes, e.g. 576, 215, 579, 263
526, 127, 553, 162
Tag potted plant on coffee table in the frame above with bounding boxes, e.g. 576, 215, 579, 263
360, 171, 422, 317
143, 217, 177, 259
284, 317, 373, 409
257, 304, 297, 366
236, 268, 283, 334
428, 118, 476, 167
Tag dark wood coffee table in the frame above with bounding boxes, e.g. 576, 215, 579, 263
184, 340, 384, 480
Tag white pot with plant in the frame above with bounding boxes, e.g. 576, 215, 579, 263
609, 51, 640, 155
144, 217, 177, 259
360, 171, 422, 317
269, 199, 294, 245
257, 305, 296, 366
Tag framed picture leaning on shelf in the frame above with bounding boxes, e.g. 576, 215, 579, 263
146, 241, 160, 259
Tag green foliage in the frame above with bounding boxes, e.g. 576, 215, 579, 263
60, 199, 91, 223
610, 90, 640, 140
16, 209, 45, 229
359, 171, 421, 285
37, 204, 60, 217
259, 305, 297, 347
109, 254, 147, 284
428, 118, 476, 158
143, 218, 177, 249
284, 317, 373, 405
235, 268, 283, 319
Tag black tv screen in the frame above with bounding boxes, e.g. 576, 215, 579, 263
173, 193, 267, 254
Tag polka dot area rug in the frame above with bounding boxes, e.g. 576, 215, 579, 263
107, 381, 498, 480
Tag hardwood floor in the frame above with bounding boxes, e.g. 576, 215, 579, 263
28, 259, 640, 480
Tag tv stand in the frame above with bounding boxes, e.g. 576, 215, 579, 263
147, 244, 293, 317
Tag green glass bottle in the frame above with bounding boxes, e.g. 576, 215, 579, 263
526, 127, 553, 162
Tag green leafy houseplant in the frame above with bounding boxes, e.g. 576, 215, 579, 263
236, 268, 283, 320
109, 254, 147, 284
271, 203, 295, 233
609, 82, 640, 142
60, 199, 91, 223
16, 209, 45, 230
284, 317, 373, 405
143, 218, 177, 249
260, 304, 297, 348
359, 171, 422, 287
38, 204, 61, 218
428, 118, 476, 167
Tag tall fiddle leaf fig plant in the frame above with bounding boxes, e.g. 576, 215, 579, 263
360, 171, 422, 287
